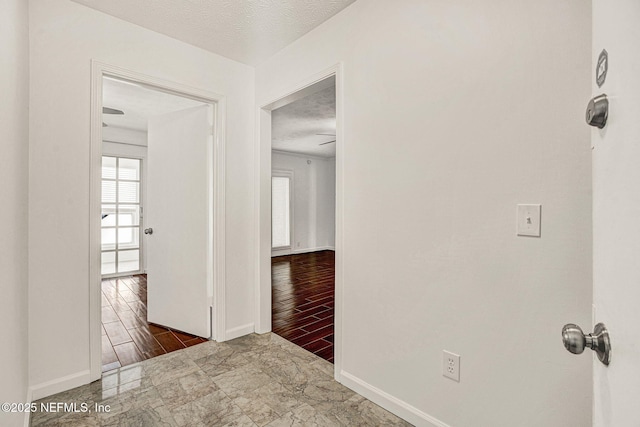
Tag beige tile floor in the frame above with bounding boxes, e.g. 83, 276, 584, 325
30, 333, 413, 426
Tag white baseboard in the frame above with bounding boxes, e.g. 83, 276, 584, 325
292, 246, 334, 254
338, 370, 450, 427
225, 323, 255, 341
29, 370, 91, 401
272, 246, 335, 257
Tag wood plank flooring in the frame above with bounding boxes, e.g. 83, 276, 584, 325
272, 250, 335, 363
101, 274, 207, 372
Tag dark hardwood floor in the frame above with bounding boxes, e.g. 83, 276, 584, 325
272, 250, 335, 363
101, 274, 208, 372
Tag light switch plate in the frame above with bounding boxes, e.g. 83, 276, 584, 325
517, 204, 541, 237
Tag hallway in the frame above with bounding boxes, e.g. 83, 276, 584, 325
2, 2, 603, 426
31, 333, 411, 426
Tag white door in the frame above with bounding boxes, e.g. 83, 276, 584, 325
592, 1, 640, 425
146, 104, 212, 338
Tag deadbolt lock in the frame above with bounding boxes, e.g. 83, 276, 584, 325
586, 94, 608, 129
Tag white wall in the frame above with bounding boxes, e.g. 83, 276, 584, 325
28, 0, 255, 395
103, 126, 147, 146
257, 1, 592, 426
102, 141, 147, 158
592, 1, 640, 426
272, 151, 335, 255
0, 0, 30, 425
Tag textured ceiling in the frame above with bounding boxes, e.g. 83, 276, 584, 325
272, 85, 336, 158
71, 0, 357, 65
102, 77, 206, 132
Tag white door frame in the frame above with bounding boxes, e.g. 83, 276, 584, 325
89, 60, 227, 381
255, 63, 344, 378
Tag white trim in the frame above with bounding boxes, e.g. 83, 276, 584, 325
101, 146, 146, 158
255, 63, 344, 379
89, 62, 103, 382
225, 323, 255, 341
24, 388, 32, 427
270, 247, 289, 257
254, 107, 272, 335
272, 149, 335, 161
212, 99, 227, 344
102, 141, 148, 158
103, 138, 147, 148
272, 246, 335, 257
89, 60, 226, 379
29, 370, 91, 401
339, 370, 451, 427
293, 246, 334, 254
334, 62, 345, 381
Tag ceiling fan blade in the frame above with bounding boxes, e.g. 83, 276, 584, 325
319, 140, 336, 145
103, 107, 124, 115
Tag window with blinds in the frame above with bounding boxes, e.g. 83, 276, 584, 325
272, 176, 291, 248
101, 156, 142, 276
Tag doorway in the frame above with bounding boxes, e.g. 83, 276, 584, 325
256, 67, 343, 372
89, 63, 226, 380
99, 76, 212, 372
269, 83, 337, 362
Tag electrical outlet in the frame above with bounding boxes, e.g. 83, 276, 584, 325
443, 350, 460, 382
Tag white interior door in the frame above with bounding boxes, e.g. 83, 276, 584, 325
592, 1, 640, 425
146, 104, 211, 338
